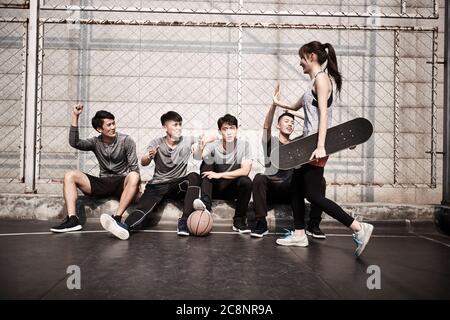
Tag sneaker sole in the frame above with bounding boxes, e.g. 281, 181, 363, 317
193, 199, 207, 211
100, 214, 129, 240
177, 231, 189, 236
306, 230, 326, 239
232, 226, 251, 234
355, 224, 374, 257
50, 225, 82, 233
250, 230, 269, 238
275, 240, 309, 247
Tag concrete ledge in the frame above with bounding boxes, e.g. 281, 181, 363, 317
0, 194, 437, 229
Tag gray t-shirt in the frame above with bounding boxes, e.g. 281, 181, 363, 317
147, 136, 196, 184
203, 139, 251, 172
69, 126, 139, 177
262, 132, 293, 183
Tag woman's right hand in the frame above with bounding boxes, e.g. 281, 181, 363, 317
309, 146, 327, 161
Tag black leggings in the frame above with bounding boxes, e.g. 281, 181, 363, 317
291, 164, 354, 229
252, 173, 325, 228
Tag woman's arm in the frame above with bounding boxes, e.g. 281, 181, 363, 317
286, 109, 305, 120
309, 74, 330, 160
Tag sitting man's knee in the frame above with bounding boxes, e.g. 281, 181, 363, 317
187, 172, 201, 185
64, 170, 81, 183
126, 171, 141, 185
238, 176, 252, 188
253, 173, 266, 185
200, 161, 214, 173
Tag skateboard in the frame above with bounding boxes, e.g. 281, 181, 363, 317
270, 117, 373, 170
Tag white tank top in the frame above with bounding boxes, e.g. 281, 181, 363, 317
302, 71, 334, 137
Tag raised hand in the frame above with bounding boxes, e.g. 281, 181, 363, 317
272, 83, 282, 106
72, 104, 83, 116
191, 134, 205, 154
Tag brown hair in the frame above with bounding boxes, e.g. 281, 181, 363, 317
299, 41, 342, 93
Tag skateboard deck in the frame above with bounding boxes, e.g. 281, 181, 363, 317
270, 117, 373, 170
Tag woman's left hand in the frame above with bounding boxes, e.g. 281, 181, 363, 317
310, 146, 327, 161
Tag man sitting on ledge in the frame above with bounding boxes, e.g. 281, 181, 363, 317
50, 104, 140, 233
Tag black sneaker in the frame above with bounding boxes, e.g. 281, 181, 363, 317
50, 215, 82, 233
306, 225, 326, 239
250, 218, 269, 238
112, 215, 122, 223
177, 218, 189, 236
232, 217, 251, 234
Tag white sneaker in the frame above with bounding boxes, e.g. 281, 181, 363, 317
193, 198, 207, 211
352, 222, 374, 257
192, 199, 212, 217
276, 231, 309, 247
100, 213, 130, 240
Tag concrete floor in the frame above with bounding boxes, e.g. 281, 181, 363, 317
1, 219, 450, 300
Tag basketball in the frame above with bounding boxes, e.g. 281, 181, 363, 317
187, 210, 213, 236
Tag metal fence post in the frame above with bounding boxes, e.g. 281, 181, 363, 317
443, 0, 450, 205
237, 0, 244, 126
393, 30, 400, 185
24, 0, 40, 193
435, 1, 450, 235
431, 28, 438, 188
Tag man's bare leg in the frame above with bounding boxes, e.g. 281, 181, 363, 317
115, 171, 140, 217
50, 170, 91, 233
63, 170, 92, 216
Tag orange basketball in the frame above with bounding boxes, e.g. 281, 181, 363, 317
187, 210, 213, 236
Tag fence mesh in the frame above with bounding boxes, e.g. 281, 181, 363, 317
239, 27, 436, 186
0, 21, 26, 180
39, 0, 438, 18
0, 0, 28, 7
38, 22, 240, 181
35, 20, 437, 187
0, 1, 442, 191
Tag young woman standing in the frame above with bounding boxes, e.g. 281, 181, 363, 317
272, 41, 373, 257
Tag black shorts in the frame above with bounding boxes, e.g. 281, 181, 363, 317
84, 174, 126, 199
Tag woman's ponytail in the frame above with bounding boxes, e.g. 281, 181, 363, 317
323, 43, 342, 94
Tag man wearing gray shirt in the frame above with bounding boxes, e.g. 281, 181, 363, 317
50, 104, 140, 233
192, 114, 253, 233
100, 111, 212, 240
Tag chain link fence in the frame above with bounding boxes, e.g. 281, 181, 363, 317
0, 1, 444, 196
0, 19, 27, 181
34, 19, 438, 188
238, 26, 438, 187
0, 0, 29, 8
37, 21, 240, 181
39, 0, 438, 19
